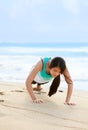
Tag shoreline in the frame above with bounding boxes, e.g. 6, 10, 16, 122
0, 80, 88, 92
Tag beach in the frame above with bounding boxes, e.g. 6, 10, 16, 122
0, 81, 88, 130
0, 0, 88, 129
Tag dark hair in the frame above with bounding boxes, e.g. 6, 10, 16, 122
48, 57, 66, 97
49, 57, 66, 74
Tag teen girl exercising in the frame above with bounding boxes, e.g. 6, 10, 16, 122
25, 57, 75, 105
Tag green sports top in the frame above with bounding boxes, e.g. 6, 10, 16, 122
34, 57, 53, 83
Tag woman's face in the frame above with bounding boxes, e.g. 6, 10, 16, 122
50, 67, 61, 78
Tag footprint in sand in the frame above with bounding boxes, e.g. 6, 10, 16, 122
0, 92, 4, 95
34, 91, 46, 94
11, 90, 24, 93
58, 90, 63, 93
0, 100, 4, 102
0, 92, 5, 102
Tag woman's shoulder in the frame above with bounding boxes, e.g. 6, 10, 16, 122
33, 60, 43, 72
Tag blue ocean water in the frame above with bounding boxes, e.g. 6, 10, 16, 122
0, 42, 88, 90
0, 42, 88, 57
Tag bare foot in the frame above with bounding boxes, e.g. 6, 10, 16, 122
33, 85, 42, 91
33, 87, 42, 91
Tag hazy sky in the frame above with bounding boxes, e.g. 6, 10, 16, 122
0, 0, 88, 43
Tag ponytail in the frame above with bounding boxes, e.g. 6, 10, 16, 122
48, 75, 60, 97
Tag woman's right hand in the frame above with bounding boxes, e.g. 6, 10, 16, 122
33, 99, 44, 103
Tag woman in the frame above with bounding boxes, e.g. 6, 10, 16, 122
25, 57, 75, 105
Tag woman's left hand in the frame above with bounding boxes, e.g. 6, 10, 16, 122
64, 102, 76, 106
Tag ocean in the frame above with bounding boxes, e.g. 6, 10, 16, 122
0, 42, 88, 91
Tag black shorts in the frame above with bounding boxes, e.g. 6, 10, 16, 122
32, 81, 48, 86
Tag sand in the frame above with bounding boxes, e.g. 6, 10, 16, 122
0, 82, 88, 130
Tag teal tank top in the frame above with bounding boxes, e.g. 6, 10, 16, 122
39, 57, 52, 80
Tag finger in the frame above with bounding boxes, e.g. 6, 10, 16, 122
33, 99, 43, 103
67, 103, 75, 105
38, 100, 43, 103
70, 103, 76, 105
64, 102, 76, 105
40, 100, 43, 103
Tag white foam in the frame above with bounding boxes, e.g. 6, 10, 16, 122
0, 46, 88, 54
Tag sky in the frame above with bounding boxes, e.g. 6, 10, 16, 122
0, 0, 88, 43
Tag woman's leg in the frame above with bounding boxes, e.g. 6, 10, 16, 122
33, 84, 42, 91
32, 81, 48, 91
32, 81, 42, 91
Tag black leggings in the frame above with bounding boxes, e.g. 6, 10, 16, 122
32, 81, 48, 86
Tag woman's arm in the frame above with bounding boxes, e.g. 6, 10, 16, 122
63, 68, 75, 105
25, 60, 43, 103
